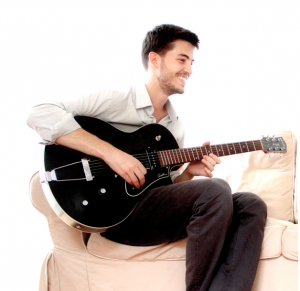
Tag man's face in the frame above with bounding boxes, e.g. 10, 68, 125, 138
157, 40, 195, 96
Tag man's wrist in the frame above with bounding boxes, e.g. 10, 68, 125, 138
174, 169, 194, 184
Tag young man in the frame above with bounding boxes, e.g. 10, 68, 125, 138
27, 24, 267, 291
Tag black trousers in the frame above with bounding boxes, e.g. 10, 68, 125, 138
102, 178, 267, 291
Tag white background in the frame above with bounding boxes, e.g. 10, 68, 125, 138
1, 1, 299, 290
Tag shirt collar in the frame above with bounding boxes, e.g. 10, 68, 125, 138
134, 83, 179, 121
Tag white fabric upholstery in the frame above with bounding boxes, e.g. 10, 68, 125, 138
30, 129, 298, 291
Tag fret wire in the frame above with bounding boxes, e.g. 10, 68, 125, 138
252, 140, 257, 151
184, 148, 188, 162
186, 148, 191, 161
161, 152, 166, 165
213, 145, 219, 156
213, 145, 220, 157
220, 144, 225, 156
182, 149, 187, 163
195, 148, 200, 160
179, 149, 184, 163
246, 141, 250, 151
226, 143, 230, 155
191, 148, 196, 161
231, 143, 237, 154
171, 149, 176, 164
209, 145, 212, 155
166, 150, 171, 165
199, 146, 205, 157
239, 142, 243, 153
220, 144, 227, 156
168, 150, 173, 165
171, 149, 175, 163
174, 149, 180, 164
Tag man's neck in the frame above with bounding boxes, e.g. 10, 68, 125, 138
144, 77, 169, 113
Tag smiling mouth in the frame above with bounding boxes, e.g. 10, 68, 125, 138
178, 76, 188, 85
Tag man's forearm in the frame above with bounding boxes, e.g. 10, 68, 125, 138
55, 128, 147, 189
55, 128, 111, 159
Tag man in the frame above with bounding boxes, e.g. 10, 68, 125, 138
27, 24, 267, 291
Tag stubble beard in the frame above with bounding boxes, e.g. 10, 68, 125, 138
158, 61, 184, 96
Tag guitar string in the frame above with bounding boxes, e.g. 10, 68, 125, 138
88, 143, 262, 170
53, 141, 262, 176
88, 142, 261, 166
89, 145, 262, 175
87, 140, 262, 164
88, 141, 262, 166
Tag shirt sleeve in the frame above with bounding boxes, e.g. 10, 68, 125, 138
27, 90, 114, 144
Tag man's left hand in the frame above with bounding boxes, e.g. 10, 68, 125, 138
185, 141, 221, 178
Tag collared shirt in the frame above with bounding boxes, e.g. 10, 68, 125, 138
27, 83, 185, 181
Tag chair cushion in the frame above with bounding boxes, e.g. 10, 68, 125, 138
282, 224, 298, 260
86, 218, 298, 261
213, 130, 297, 222
87, 233, 187, 261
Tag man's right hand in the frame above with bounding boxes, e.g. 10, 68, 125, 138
102, 144, 147, 189
56, 128, 147, 189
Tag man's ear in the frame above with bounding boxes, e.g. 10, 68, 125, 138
148, 52, 161, 69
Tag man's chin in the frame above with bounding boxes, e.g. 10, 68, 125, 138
160, 83, 185, 96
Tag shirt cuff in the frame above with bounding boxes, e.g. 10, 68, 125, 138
46, 113, 81, 143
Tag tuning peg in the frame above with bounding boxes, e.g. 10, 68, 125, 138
266, 135, 270, 141
279, 153, 283, 158
273, 153, 276, 157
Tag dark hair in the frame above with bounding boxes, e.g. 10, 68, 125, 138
141, 24, 200, 70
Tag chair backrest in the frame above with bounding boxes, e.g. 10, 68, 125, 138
213, 130, 297, 222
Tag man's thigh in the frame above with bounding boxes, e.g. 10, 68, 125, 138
101, 178, 230, 246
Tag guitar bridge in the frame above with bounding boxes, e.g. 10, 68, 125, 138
40, 158, 94, 183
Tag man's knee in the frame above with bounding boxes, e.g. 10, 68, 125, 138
234, 192, 267, 222
193, 178, 233, 214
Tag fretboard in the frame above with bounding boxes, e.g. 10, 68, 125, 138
157, 140, 263, 166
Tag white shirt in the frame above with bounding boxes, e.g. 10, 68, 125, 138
27, 83, 185, 181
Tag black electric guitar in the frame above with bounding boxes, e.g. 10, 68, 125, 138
40, 116, 287, 233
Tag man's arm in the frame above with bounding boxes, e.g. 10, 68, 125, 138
174, 141, 221, 184
55, 128, 147, 189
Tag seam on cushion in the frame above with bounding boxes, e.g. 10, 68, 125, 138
291, 130, 296, 222
260, 255, 282, 259
264, 226, 287, 229
281, 255, 298, 261
86, 249, 186, 262
49, 249, 61, 291
44, 250, 52, 291
84, 243, 186, 262
80, 233, 91, 291
83, 252, 91, 291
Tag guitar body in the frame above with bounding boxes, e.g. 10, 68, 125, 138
43, 116, 181, 232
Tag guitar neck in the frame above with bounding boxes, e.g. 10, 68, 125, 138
157, 140, 263, 166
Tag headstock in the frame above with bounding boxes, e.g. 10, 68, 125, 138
261, 135, 287, 156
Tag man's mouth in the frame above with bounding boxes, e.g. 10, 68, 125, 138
178, 76, 188, 85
